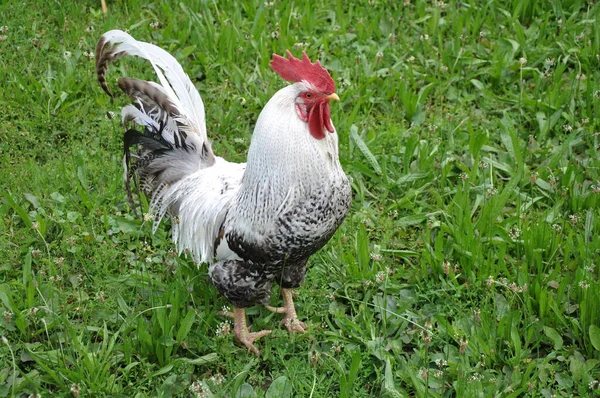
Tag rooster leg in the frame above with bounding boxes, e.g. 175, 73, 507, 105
265, 288, 307, 333
217, 307, 271, 357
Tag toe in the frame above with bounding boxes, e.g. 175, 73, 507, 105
248, 329, 272, 342
264, 305, 286, 314
283, 317, 307, 333
216, 310, 235, 319
243, 340, 261, 357
240, 330, 272, 357
294, 321, 308, 333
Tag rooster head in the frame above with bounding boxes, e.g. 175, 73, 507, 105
270, 51, 339, 140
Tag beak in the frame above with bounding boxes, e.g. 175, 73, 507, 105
325, 93, 340, 102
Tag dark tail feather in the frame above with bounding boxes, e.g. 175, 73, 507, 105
95, 35, 127, 98
123, 128, 165, 216
95, 34, 215, 217
122, 118, 174, 216
118, 77, 180, 117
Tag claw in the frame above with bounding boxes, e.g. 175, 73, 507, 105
218, 307, 271, 357
265, 288, 307, 333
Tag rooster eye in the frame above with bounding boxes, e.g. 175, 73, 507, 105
305, 93, 313, 99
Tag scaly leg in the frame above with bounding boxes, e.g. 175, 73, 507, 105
217, 307, 271, 357
265, 288, 307, 333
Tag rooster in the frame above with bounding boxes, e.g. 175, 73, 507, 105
95, 30, 351, 356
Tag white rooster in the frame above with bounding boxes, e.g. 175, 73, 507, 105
95, 30, 351, 356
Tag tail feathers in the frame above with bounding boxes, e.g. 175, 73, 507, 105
118, 77, 180, 117
96, 30, 218, 217
95, 30, 207, 140
119, 77, 187, 146
117, 77, 215, 167
118, 79, 214, 216
122, 119, 214, 217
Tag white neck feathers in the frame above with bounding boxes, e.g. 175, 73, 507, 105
235, 84, 342, 222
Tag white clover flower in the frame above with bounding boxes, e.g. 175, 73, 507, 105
215, 321, 231, 337
579, 281, 590, 289
70, 383, 81, 398
508, 227, 521, 241
189, 380, 210, 398
210, 373, 225, 386
3, 311, 13, 323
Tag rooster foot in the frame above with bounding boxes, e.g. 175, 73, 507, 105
217, 307, 271, 357
265, 288, 307, 333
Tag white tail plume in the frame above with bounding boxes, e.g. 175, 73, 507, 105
96, 29, 208, 142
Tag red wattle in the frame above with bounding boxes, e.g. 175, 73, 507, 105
323, 103, 334, 132
308, 102, 326, 139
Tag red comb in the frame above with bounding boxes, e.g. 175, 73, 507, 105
270, 50, 335, 94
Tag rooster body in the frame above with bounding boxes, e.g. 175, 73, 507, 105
96, 30, 350, 355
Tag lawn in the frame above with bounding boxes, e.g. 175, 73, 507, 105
1, 0, 599, 396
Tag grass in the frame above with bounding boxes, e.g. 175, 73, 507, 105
1, 0, 599, 396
